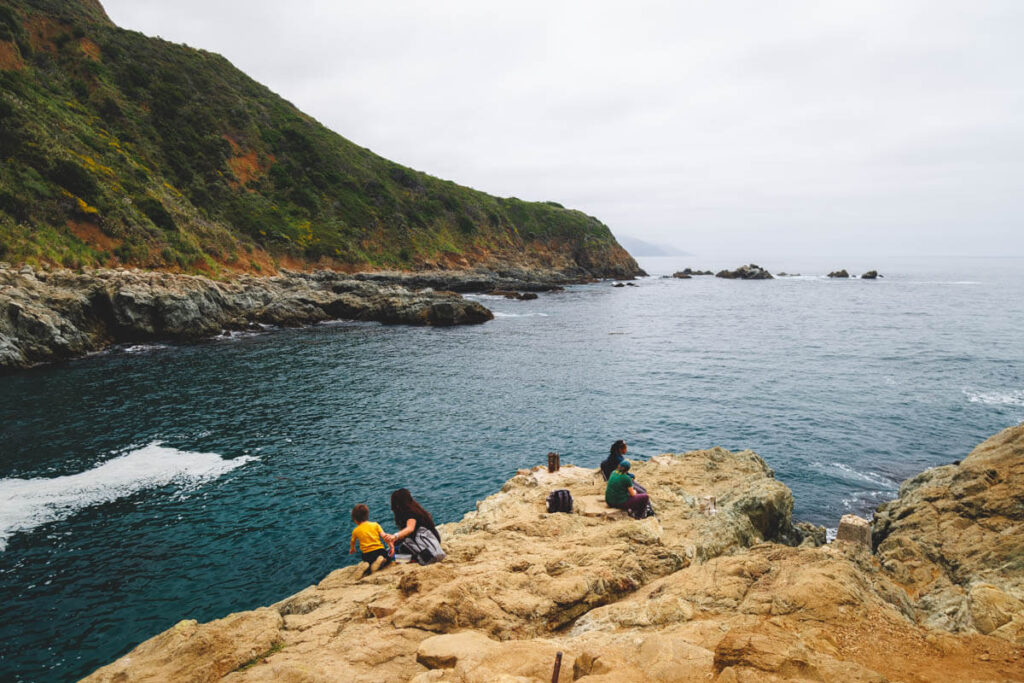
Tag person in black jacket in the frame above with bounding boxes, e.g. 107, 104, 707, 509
600, 440, 628, 480
384, 488, 446, 564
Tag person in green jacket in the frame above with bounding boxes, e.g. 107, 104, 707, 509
605, 460, 650, 518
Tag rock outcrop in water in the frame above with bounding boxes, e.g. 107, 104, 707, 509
828, 269, 850, 278
0, 265, 494, 370
715, 264, 774, 280
673, 268, 714, 278
83, 425, 1024, 682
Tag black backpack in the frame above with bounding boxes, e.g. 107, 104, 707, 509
546, 489, 573, 513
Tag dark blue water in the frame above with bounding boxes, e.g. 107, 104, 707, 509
1, 255, 1022, 681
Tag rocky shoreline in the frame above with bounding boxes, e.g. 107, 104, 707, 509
0, 264, 602, 371
83, 424, 1024, 682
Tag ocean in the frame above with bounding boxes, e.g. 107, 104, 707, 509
1, 255, 1022, 681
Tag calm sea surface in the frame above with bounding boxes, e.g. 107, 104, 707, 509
2, 255, 1023, 681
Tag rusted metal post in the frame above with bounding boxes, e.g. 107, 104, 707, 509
548, 452, 560, 473
551, 651, 563, 683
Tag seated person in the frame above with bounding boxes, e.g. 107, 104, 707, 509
605, 460, 650, 518
600, 439, 628, 480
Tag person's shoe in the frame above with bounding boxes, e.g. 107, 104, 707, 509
369, 555, 386, 574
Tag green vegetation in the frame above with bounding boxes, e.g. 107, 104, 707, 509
0, 0, 632, 275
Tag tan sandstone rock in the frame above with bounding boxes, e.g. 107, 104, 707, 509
873, 422, 1024, 641
81, 438, 1024, 682
835, 514, 872, 548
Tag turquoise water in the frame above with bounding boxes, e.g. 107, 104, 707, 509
1, 256, 1023, 681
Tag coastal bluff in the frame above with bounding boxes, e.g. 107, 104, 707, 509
83, 426, 1024, 682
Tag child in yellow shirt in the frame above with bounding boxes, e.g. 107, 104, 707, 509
349, 503, 394, 575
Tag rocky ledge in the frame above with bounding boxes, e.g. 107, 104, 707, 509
83, 425, 1024, 682
0, 266, 494, 370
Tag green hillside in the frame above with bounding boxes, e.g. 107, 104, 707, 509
0, 0, 640, 276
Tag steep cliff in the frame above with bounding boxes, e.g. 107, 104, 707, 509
0, 1, 642, 278
82, 430, 1024, 681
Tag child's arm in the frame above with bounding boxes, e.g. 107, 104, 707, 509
349, 530, 357, 554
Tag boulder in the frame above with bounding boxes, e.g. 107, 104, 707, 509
83, 609, 284, 683
835, 514, 872, 548
490, 290, 539, 301
873, 423, 1024, 640
416, 631, 498, 669
673, 268, 713, 278
715, 264, 774, 280
861, 270, 881, 279
828, 269, 850, 278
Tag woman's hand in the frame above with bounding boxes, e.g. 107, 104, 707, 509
382, 533, 396, 543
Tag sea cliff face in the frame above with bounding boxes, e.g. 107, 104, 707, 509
81, 425, 1024, 682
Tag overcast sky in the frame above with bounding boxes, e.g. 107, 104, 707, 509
100, 1, 1023, 262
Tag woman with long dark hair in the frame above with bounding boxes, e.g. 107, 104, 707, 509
600, 440, 628, 480
385, 488, 445, 565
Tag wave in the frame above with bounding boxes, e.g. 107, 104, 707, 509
0, 444, 255, 551
492, 312, 550, 318
963, 389, 1024, 407
120, 344, 169, 354
813, 461, 898, 488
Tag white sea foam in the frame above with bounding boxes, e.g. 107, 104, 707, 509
830, 462, 897, 488
813, 461, 896, 488
964, 389, 1024, 407
0, 444, 255, 551
121, 344, 168, 354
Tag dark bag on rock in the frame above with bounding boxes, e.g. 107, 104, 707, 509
547, 489, 573, 513
399, 526, 446, 565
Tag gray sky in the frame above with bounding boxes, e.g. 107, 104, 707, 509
100, 0, 1024, 262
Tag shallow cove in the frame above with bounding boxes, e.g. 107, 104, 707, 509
1, 255, 1023, 681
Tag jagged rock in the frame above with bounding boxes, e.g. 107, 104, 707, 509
861, 270, 881, 279
873, 423, 1024, 641
0, 269, 494, 370
828, 269, 850, 278
84, 608, 284, 683
82, 435, 1024, 682
490, 290, 539, 300
715, 264, 774, 280
793, 521, 827, 547
354, 267, 619, 293
671, 272, 692, 279
675, 268, 714, 276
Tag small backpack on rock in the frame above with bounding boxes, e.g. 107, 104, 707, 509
546, 489, 573, 513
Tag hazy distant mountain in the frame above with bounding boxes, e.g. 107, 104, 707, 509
614, 236, 691, 257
